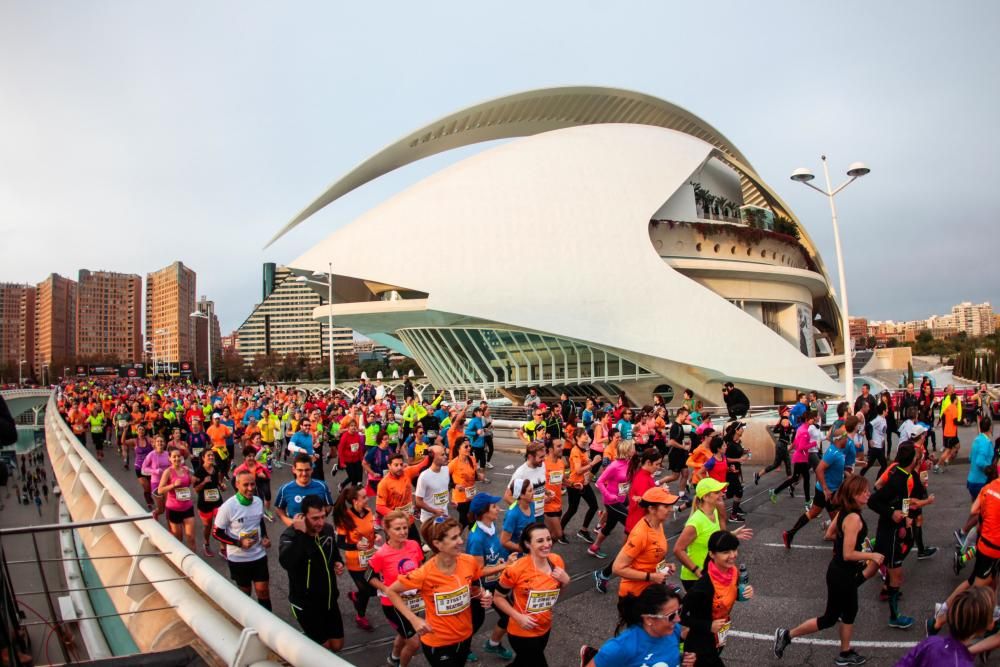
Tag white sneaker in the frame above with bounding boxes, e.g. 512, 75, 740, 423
486, 462, 494, 469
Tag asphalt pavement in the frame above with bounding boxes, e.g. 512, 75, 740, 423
16, 425, 1000, 667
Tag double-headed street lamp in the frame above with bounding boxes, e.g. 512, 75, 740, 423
190, 304, 214, 384
791, 156, 870, 404
297, 263, 336, 392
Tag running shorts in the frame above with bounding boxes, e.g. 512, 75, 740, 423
293, 603, 345, 643
667, 448, 688, 473
227, 556, 269, 587
166, 507, 194, 524
875, 526, 913, 569
970, 551, 1000, 584
944, 436, 960, 450
381, 603, 416, 638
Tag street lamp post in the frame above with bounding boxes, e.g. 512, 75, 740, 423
18, 359, 25, 386
297, 264, 336, 392
155, 327, 171, 376
791, 156, 870, 405
190, 303, 214, 383
42, 364, 49, 386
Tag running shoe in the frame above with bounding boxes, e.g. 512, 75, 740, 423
953, 548, 963, 576
483, 641, 513, 660
556, 536, 570, 545
754, 471, 761, 486
203, 544, 215, 558
803, 501, 813, 512
772, 627, 791, 658
486, 462, 494, 469
933, 465, 942, 474
820, 519, 832, 531
593, 569, 609, 594
925, 617, 939, 637
788, 487, 795, 498
355, 614, 374, 632
385, 655, 400, 667
587, 545, 608, 559
917, 547, 938, 560
782, 530, 792, 549
769, 489, 778, 504
954, 529, 967, 548
580, 645, 598, 667
466, 651, 479, 662
834, 649, 868, 665
263, 509, 274, 523
729, 511, 746, 522
577, 529, 596, 544
888, 615, 914, 629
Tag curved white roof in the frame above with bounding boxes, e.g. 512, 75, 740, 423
290, 123, 840, 394
268, 86, 757, 247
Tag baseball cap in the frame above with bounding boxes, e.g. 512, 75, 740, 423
469, 493, 502, 516
910, 424, 928, 437
695, 478, 729, 498
641, 487, 679, 505
212, 412, 221, 419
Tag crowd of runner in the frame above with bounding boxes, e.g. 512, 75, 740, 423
48, 375, 1000, 666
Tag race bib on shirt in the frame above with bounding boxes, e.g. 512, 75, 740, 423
239, 528, 259, 546
174, 487, 191, 502
433, 586, 470, 616
465, 487, 477, 498
524, 589, 559, 614
548, 470, 563, 485
717, 621, 732, 646
359, 547, 377, 568
901, 498, 910, 514
618, 482, 630, 497
403, 593, 425, 614
656, 559, 670, 575
399, 503, 413, 516
533, 488, 546, 514
350, 442, 359, 452
432, 491, 449, 507
203, 488, 221, 502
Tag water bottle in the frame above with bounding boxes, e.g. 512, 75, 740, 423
738, 564, 749, 600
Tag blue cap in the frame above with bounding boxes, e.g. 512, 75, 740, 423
469, 493, 502, 517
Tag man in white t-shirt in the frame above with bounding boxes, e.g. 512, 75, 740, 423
213, 469, 272, 609
861, 405, 888, 478
414, 445, 450, 523
503, 442, 549, 518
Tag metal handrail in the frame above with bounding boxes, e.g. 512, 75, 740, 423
44, 393, 347, 667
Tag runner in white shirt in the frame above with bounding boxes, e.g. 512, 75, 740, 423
503, 442, 549, 518
414, 445, 451, 523
213, 469, 272, 609
807, 420, 826, 470
861, 404, 889, 478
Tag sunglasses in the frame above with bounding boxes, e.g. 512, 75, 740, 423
644, 610, 681, 622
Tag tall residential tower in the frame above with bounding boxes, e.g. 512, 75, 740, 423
145, 262, 196, 372
76, 269, 142, 363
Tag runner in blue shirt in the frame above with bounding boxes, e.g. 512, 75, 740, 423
274, 453, 333, 527
582, 584, 685, 667
782, 426, 850, 548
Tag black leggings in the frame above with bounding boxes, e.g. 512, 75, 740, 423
764, 444, 791, 476
473, 447, 487, 470
774, 462, 812, 502
421, 638, 471, 666
485, 434, 494, 462
457, 501, 471, 530
339, 461, 363, 490
508, 632, 550, 667
601, 502, 628, 538
561, 485, 598, 531
348, 570, 376, 617
817, 561, 861, 629
860, 447, 887, 479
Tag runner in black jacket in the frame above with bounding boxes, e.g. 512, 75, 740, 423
278, 494, 346, 651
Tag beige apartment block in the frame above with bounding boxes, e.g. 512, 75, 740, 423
76, 269, 142, 363
145, 261, 196, 370
0, 283, 36, 375
34, 273, 77, 377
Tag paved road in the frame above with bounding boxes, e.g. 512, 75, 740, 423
16, 426, 1000, 667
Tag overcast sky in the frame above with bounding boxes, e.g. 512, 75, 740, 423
2, 2, 998, 331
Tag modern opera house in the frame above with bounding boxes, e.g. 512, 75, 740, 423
271, 87, 845, 405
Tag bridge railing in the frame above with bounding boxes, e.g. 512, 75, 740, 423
44, 393, 349, 667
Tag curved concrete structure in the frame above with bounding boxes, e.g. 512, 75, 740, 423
281, 88, 845, 404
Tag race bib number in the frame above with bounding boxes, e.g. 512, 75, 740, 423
618, 482, 630, 497
524, 589, 560, 614
465, 487, 477, 498
717, 621, 732, 647
239, 528, 259, 546
533, 488, 546, 514
484, 570, 501, 583
920, 470, 929, 485
174, 487, 191, 502
656, 559, 670, 575
432, 490, 449, 507
192, 447, 204, 457
350, 443, 359, 452
403, 593, 425, 613
359, 548, 377, 568
433, 586, 470, 616
901, 498, 910, 514
399, 503, 414, 516
203, 488, 221, 502
548, 470, 563, 485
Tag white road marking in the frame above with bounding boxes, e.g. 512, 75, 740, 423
763, 542, 830, 550
729, 630, 917, 648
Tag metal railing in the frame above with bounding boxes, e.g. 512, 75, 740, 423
44, 392, 349, 667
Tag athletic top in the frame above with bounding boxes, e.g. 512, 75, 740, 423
681, 508, 720, 582
832, 510, 867, 572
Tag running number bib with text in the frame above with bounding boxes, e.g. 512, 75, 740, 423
433, 586, 471, 616
524, 589, 559, 614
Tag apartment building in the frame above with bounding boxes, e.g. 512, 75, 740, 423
76, 269, 142, 362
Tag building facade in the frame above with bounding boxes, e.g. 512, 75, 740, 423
145, 262, 196, 373
34, 273, 77, 378
0, 283, 36, 378
193, 296, 222, 380
75, 270, 142, 363
235, 265, 354, 366
275, 87, 844, 404
951, 302, 994, 337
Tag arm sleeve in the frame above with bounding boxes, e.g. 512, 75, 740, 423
277, 528, 307, 570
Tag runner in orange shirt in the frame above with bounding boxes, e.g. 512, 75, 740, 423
377, 454, 420, 541
492, 523, 570, 667
612, 487, 679, 600
332, 485, 379, 632
386, 518, 492, 666
448, 438, 480, 532
543, 441, 568, 545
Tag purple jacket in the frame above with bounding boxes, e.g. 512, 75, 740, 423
895, 635, 974, 667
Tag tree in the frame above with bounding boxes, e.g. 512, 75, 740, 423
218, 348, 248, 382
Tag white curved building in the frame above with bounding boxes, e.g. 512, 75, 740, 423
274, 87, 845, 405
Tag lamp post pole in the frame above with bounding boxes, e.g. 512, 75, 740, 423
791, 156, 870, 405
327, 263, 335, 392
19, 360, 25, 386
190, 307, 214, 384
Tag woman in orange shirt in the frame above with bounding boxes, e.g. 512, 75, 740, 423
332, 485, 380, 632
492, 523, 571, 667
448, 437, 481, 532
386, 518, 492, 666
560, 430, 600, 544
543, 441, 568, 544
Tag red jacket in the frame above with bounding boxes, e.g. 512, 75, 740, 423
338, 431, 365, 464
